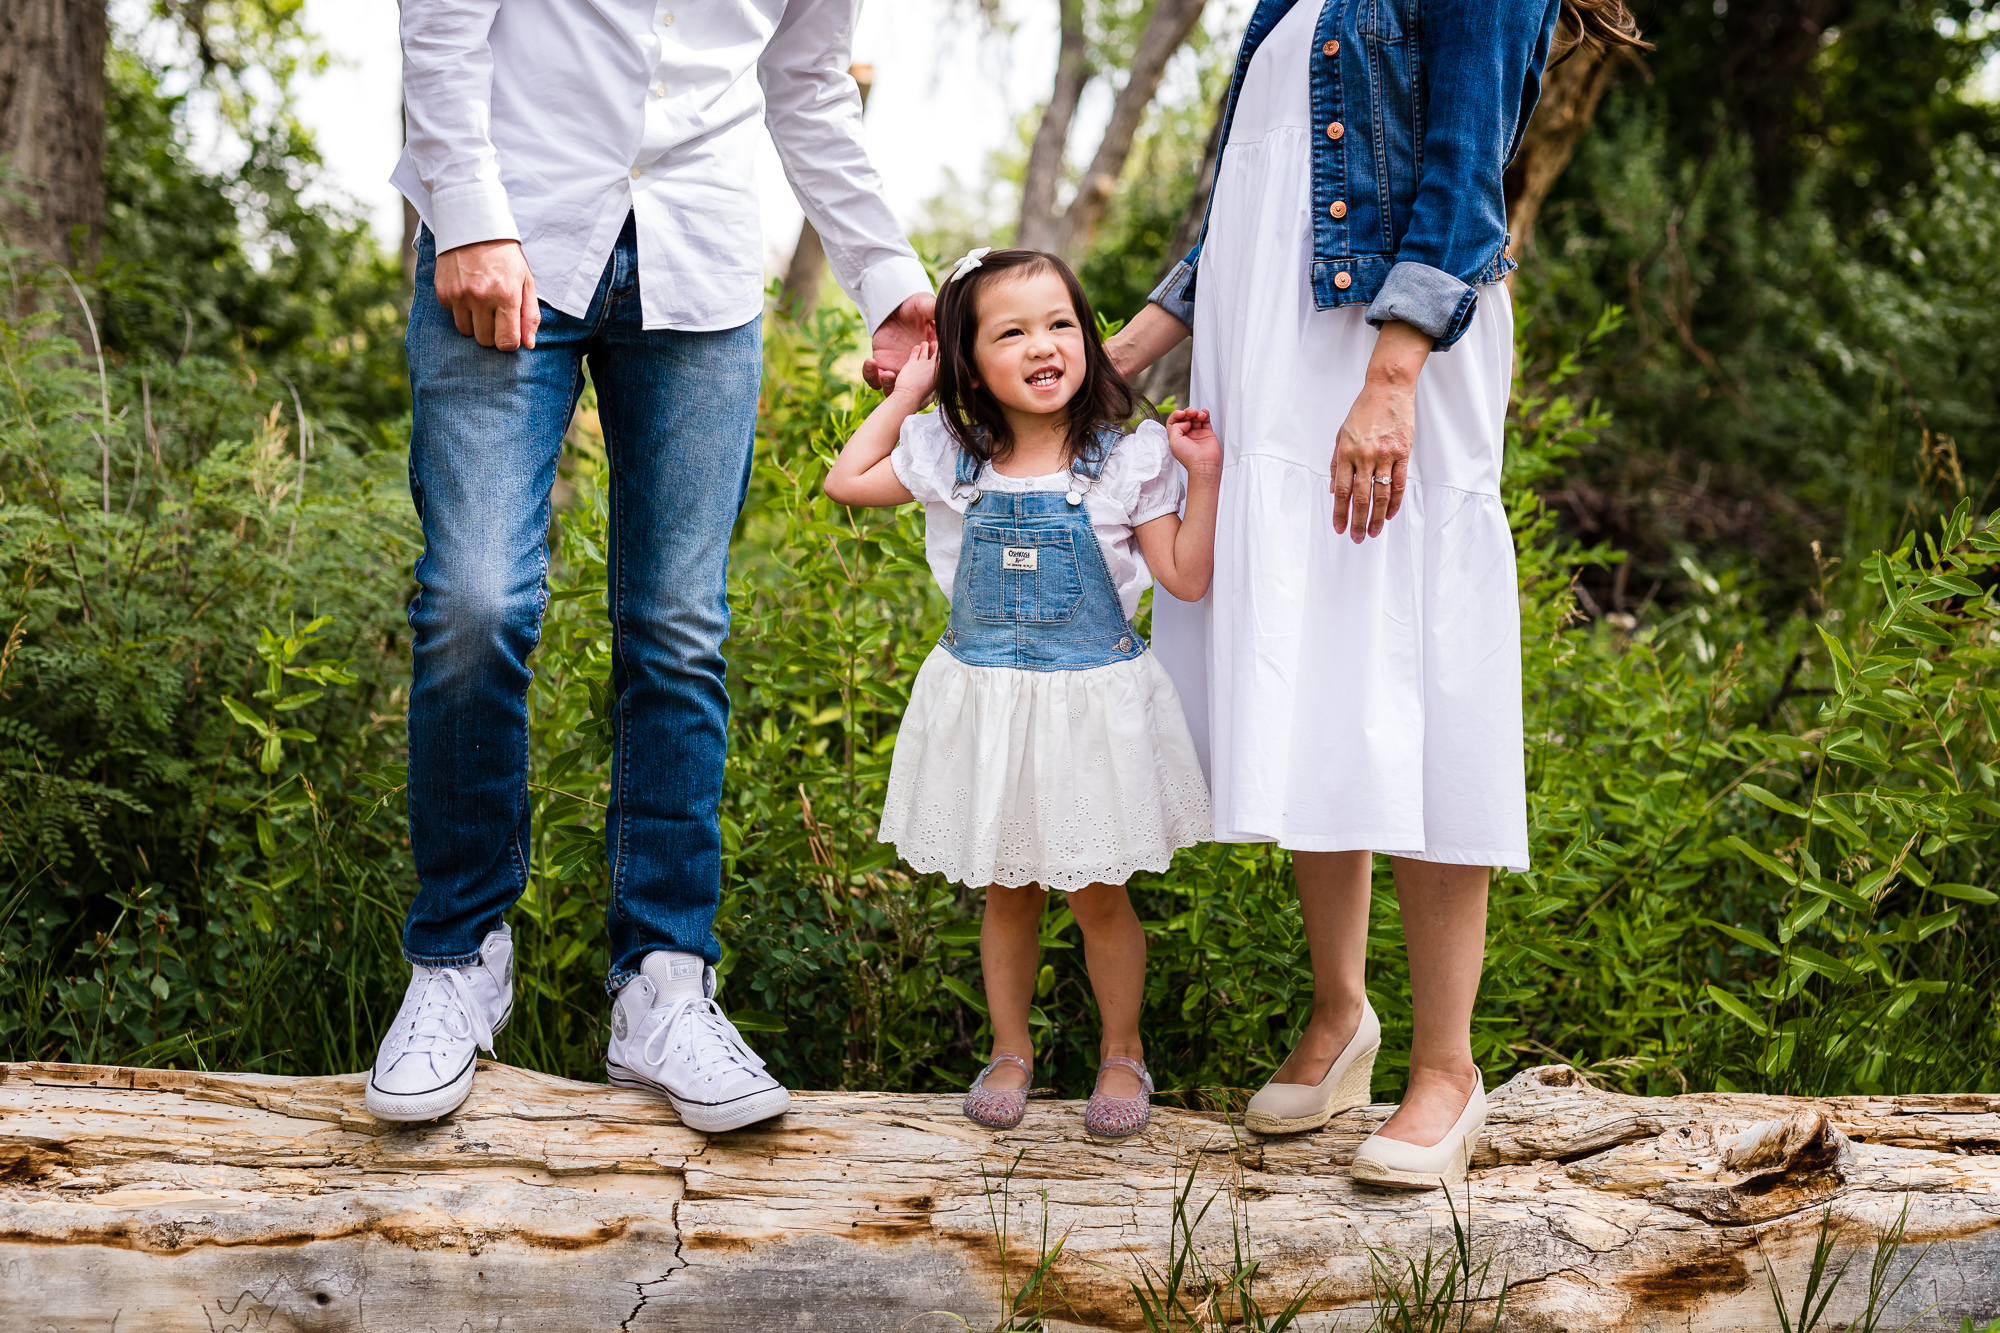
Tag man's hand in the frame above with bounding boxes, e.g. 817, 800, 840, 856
435, 239, 539, 351
863, 293, 935, 393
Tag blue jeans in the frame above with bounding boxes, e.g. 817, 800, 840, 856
402, 216, 758, 988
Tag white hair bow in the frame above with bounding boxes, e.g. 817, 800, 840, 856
944, 247, 991, 283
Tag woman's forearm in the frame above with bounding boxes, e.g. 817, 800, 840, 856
1366, 318, 1433, 389
1106, 303, 1191, 382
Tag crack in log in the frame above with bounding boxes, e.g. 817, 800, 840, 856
620, 1198, 687, 1329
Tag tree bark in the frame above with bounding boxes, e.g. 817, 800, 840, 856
0, 0, 106, 271
1049, 0, 1207, 262
1503, 45, 1631, 260
1016, 0, 1091, 254
779, 64, 876, 321
6, 1060, 2000, 1330
1133, 83, 1225, 412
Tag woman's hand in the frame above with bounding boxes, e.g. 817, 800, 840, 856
1330, 320, 1431, 542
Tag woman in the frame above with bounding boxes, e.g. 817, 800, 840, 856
1107, 0, 1645, 1187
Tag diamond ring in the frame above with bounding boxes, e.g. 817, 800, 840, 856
1372, 475, 1393, 486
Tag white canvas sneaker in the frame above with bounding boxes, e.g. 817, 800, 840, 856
364, 925, 513, 1123
605, 951, 791, 1132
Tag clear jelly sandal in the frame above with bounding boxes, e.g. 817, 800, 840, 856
963, 1053, 1032, 1129
1084, 1056, 1154, 1138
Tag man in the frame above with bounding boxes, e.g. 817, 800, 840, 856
366, 0, 932, 1128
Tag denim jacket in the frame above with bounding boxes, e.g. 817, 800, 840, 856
1148, 0, 1562, 351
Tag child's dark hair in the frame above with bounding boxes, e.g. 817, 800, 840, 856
933, 248, 1136, 469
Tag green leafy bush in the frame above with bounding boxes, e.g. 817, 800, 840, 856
0, 254, 418, 1072
5, 258, 1994, 1097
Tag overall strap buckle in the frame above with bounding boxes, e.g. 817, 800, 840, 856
951, 441, 983, 506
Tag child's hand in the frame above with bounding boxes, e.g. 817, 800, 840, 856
1166, 408, 1222, 473
888, 338, 939, 407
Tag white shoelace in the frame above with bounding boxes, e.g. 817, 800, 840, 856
640, 994, 767, 1076
400, 966, 495, 1056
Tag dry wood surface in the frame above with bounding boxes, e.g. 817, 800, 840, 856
3, 1059, 1998, 1331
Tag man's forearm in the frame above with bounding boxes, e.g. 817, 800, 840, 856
401, 0, 517, 252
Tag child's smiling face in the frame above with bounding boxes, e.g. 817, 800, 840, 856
968, 267, 1089, 423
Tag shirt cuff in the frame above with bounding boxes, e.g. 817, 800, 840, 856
856, 256, 935, 335
1366, 261, 1478, 350
1146, 259, 1198, 330
426, 179, 520, 256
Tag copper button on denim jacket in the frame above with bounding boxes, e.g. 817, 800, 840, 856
1148, 0, 1563, 351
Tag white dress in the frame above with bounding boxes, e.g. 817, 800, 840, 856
1152, 1, 1529, 870
877, 416, 1213, 892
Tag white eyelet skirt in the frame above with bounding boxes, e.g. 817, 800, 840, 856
878, 646, 1211, 892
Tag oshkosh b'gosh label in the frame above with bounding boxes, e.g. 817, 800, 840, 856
1002, 547, 1039, 571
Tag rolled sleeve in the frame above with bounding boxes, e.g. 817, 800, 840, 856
426, 179, 520, 255
1146, 258, 1199, 331
1366, 261, 1477, 349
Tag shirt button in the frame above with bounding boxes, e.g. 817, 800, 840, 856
1328, 200, 1347, 219
630, 166, 642, 179
1326, 121, 1344, 141
652, 84, 666, 99
1333, 271, 1353, 290
660, 11, 675, 24
1321, 38, 1340, 56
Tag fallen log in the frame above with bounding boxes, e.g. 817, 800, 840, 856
2, 1059, 1997, 1331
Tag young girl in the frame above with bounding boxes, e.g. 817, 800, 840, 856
824, 248, 1220, 1137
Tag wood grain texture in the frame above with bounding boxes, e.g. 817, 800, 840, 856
3, 1061, 1998, 1330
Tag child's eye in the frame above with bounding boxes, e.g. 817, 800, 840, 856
1052, 318, 1075, 329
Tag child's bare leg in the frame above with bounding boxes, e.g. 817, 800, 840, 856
980, 884, 1046, 1090
1068, 882, 1147, 1098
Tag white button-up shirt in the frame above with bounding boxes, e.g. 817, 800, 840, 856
393, 0, 932, 333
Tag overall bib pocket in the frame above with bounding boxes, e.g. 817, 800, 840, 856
966, 525, 1085, 624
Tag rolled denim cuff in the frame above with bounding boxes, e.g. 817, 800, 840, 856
1367, 261, 1478, 350
1146, 258, 1198, 331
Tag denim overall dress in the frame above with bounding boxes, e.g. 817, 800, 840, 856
876, 420, 1211, 893
939, 438, 1145, 673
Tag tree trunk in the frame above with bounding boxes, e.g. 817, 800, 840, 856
0, 0, 106, 271
1503, 45, 1631, 260
1049, 0, 1207, 262
1016, 0, 1091, 254
1133, 83, 1225, 412
6, 1060, 2000, 1330
779, 65, 876, 320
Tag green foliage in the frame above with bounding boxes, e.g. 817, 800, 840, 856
0, 252, 418, 1073
1762, 1202, 1935, 1333
1126, 1156, 1321, 1331
1364, 1185, 1507, 1333
98, 44, 410, 451
1522, 104, 2000, 606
